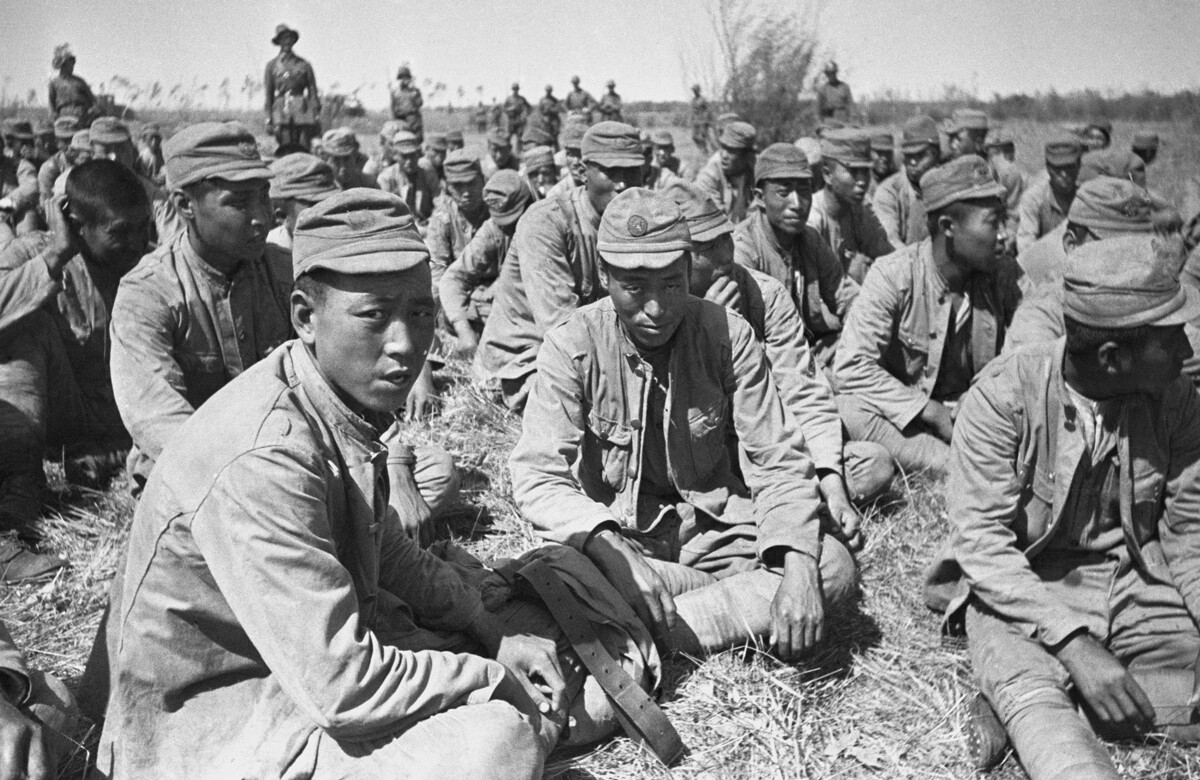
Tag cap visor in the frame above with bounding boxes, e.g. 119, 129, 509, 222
210, 167, 274, 183
1045, 152, 1083, 166
689, 221, 734, 244
583, 152, 645, 168
1153, 284, 1200, 328
598, 249, 688, 270
301, 250, 429, 277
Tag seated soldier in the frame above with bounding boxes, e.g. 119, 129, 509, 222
668, 180, 894, 509
0, 160, 151, 580
377, 130, 437, 226
426, 150, 489, 301
320, 127, 378, 191
0, 617, 80, 776
522, 146, 559, 200
834, 156, 1021, 476
808, 129, 894, 284
872, 115, 942, 248
481, 127, 520, 180
440, 170, 534, 349
98, 190, 567, 779
545, 117, 588, 200
511, 188, 857, 658
476, 121, 643, 411
933, 238, 1200, 778
693, 121, 757, 224
266, 152, 340, 252
734, 143, 858, 371
1015, 135, 1083, 254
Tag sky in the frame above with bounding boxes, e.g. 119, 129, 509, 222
3, 0, 1198, 112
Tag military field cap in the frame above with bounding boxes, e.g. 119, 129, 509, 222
140, 122, 162, 138
598, 188, 692, 269
755, 142, 811, 184
391, 130, 420, 155
163, 121, 271, 189
293, 188, 429, 278
33, 119, 54, 138
719, 121, 757, 151
1044, 134, 1084, 166
561, 118, 588, 150
824, 60, 838, 72
397, 65, 412, 79
379, 119, 401, 141
486, 126, 510, 148
1085, 119, 1113, 136
51, 44, 75, 69
794, 136, 822, 166
899, 116, 939, 154
53, 116, 79, 140
606, 80, 616, 88
1078, 148, 1144, 184
920, 155, 1005, 212
523, 145, 555, 172
484, 169, 532, 227
664, 180, 732, 244
984, 127, 1015, 149
269, 153, 339, 203
545, 84, 554, 92
442, 149, 482, 183
1068, 176, 1155, 235
650, 129, 675, 147
571, 75, 580, 83
89, 117, 130, 144
68, 130, 90, 151
946, 108, 989, 134
272, 24, 298, 45
1062, 234, 1200, 329
868, 128, 894, 152
581, 121, 643, 167
319, 128, 357, 158
821, 128, 871, 168
446, 129, 464, 145
1133, 132, 1160, 151
716, 111, 742, 125
3, 120, 34, 141
425, 133, 448, 152
521, 124, 554, 147
511, 82, 521, 90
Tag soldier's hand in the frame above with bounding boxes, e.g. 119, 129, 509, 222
705, 275, 743, 314
1055, 632, 1155, 736
585, 529, 678, 641
452, 319, 480, 350
818, 473, 863, 552
770, 552, 825, 660
0, 694, 50, 780
404, 364, 439, 421
495, 632, 568, 714
44, 194, 81, 276
920, 400, 954, 442
387, 450, 434, 546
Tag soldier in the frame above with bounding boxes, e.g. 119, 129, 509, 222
47, 44, 96, 121
487, 99, 504, 131
690, 84, 715, 156
504, 83, 532, 154
36, 116, 78, 207
867, 128, 896, 201
390, 65, 424, 142
31, 121, 56, 169
522, 146, 559, 200
1081, 119, 1113, 151
421, 132, 449, 193
536, 85, 562, 147
872, 115, 941, 248
510, 187, 858, 658
426, 150, 489, 304
446, 129, 465, 152
377, 130, 437, 224
946, 109, 1021, 248
1082, 147, 1147, 188
1132, 132, 1159, 167
264, 24, 321, 151
816, 60, 853, 122
733, 143, 858, 371
440, 170, 534, 347
545, 117, 588, 199
0, 160, 151, 580
808, 129, 894, 283
321, 127, 377, 191
266, 152, 340, 252
834, 155, 1021, 476
1016, 135, 1084, 254
481, 126, 520, 180
694, 120, 757, 224
671, 179, 894, 507
0, 122, 41, 237
596, 80, 623, 123
521, 124, 555, 153
137, 122, 165, 185
361, 119, 401, 179
99, 189, 565, 780
473, 102, 490, 133
985, 127, 1027, 239
931, 236, 1200, 778
647, 130, 691, 189
564, 75, 597, 123
476, 121, 644, 410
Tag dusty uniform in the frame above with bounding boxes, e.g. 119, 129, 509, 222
439, 218, 511, 333
511, 297, 857, 654
0, 233, 128, 485
425, 199, 488, 305
98, 341, 546, 780
503, 94, 531, 146
475, 187, 604, 407
1016, 179, 1071, 254
596, 92, 623, 122
693, 153, 753, 225
535, 95, 562, 142
48, 74, 95, 119
833, 239, 1020, 474
733, 208, 857, 367
806, 188, 894, 284
690, 94, 714, 154
264, 53, 320, 148
816, 81, 853, 121
377, 164, 438, 223
564, 88, 597, 120
928, 340, 1200, 780
872, 171, 929, 247
390, 85, 424, 140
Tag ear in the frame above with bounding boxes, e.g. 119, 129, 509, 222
938, 214, 956, 239
171, 188, 196, 222
1062, 228, 1080, 254
752, 185, 764, 201
598, 262, 611, 289
291, 288, 318, 345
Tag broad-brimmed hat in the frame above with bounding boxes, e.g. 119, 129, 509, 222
272, 24, 299, 45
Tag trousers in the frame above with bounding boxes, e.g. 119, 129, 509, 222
837, 393, 949, 476
968, 552, 1200, 780
843, 439, 896, 504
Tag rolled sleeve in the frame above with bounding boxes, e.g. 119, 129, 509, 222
1003, 290, 1064, 352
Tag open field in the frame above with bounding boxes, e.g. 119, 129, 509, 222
11, 118, 1200, 778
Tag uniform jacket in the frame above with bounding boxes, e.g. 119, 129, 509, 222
1016, 222, 1068, 292
733, 208, 856, 341
694, 153, 753, 225
475, 186, 603, 381
510, 296, 824, 561
564, 89, 596, 114
425, 198, 486, 302
439, 218, 510, 326
596, 93, 622, 122
926, 339, 1200, 645
110, 232, 293, 483
377, 164, 435, 222
390, 85, 423, 119
264, 54, 319, 123
871, 171, 929, 247
833, 239, 1021, 430
1016, 178, 1069, 254
806, 188, 894, 283
817, 81, 853, 120
48, 74, 95, 117
99, 341, 504, 779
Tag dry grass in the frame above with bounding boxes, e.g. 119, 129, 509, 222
12, 120, 1200, 779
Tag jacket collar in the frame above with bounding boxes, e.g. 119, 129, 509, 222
288, 341, 390, 456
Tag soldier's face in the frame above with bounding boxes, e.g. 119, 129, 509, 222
952, 129, 988, 159
78, 203, 152, 275
602, 255, 691, 350
1134, 148, 1157, 166
529, 165, 559, 196
490, 144, 512, 167
825, 161, 869, 204
11, 140, 35, 161
584, 163, 642, 214
399, 151, 421, 176
1047, 161, 1080, 198
759, 178, 813, 235
653, 145, 674, 167
181, 179, 272, 263
447, 139, 464, 151
688, 235, 735, 297
904, 146, 939, 187
871, 148, 895, 179
719, 145, 751, 177
1083, 127, 1110, 150
943, 199, 1006, 272
293, 267, 437, 415
565, 147, 585, 185
448, 178, 484, 213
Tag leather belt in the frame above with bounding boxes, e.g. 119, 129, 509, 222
516, 558, 687, 766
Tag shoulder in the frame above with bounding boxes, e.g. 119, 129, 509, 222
516, 193, 570, 235
543, 297, 616, 358
867, 242, 923, 287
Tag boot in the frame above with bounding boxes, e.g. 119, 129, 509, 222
964, 691, 1010, 771
0, 532, 67, 583
0, 473, 42, 535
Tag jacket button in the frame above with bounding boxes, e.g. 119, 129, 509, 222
630, 418, 642, 430
627, 465, 637, 479
238, 331, 247, 342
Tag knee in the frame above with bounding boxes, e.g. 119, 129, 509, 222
819, 537, 859, 607
412, 445, 459, 516
458, 702, 544, 780
987, 675, 1073, 729
842, 441, 896, 504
